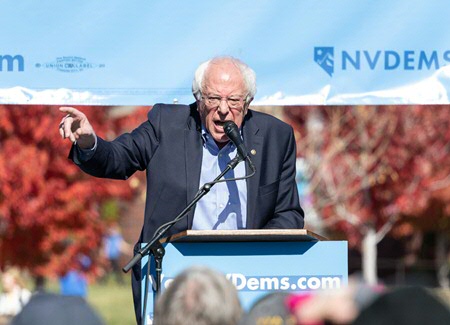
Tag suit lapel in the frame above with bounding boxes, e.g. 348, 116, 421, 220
185, 105, 203, 229
243, 111, 263, 228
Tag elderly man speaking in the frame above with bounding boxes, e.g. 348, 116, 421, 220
59, 56, 304, 323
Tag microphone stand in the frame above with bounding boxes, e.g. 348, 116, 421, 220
122, 156, 251, 325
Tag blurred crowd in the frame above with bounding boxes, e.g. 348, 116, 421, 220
0, 223, 133, 325
0, 267, 104, 325
153, 266, 450, 325
2, 265, 450, 325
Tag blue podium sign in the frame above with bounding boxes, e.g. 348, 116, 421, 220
141, 230, 347, 324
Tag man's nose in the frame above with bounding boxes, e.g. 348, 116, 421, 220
217, 99, 230, 115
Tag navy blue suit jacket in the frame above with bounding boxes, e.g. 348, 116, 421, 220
71, 103, 304, 321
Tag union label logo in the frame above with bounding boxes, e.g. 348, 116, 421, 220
35, 56, 105, 73
314, 47, 334, 77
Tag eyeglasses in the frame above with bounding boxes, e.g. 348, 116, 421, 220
201, 95, 246, 110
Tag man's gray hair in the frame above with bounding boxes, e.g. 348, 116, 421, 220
192, 56, 257, 104
154, 266, 242, 325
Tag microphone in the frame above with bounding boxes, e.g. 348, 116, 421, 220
223, 121, 255, 171
224, 121, 248, 159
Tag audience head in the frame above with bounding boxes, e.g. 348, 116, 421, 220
239, 292, 296, 325
154, 266, 242, 325
352, 286, 450, 325
285, 276, 384, 325
1, 267, 27, 293
11, 293, 104, 325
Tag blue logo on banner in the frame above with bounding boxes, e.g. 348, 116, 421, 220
35, 56, 105, 73
315, 47, 450, 76
314, 47, 334, 77
0, 55, 25, 72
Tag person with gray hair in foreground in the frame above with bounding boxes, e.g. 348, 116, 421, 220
154, 266, 242, 325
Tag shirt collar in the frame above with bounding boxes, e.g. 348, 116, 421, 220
201, 124, 236, 154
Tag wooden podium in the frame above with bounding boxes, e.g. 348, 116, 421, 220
163, 229, 327, 242
141, 229, 347, 324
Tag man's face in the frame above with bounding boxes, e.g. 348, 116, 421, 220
197, 61, 250, 146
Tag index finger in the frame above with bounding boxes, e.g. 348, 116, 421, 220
59, 106, 84, 118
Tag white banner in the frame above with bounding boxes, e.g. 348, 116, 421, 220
1, 0, 450, 105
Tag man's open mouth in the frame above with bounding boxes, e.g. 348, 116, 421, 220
214, 120, 228, 127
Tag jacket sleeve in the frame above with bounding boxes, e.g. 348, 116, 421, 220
69, 105, 162, 180
263, 127, 305, 229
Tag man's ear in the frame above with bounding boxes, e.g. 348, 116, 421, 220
244, 98, 253, 115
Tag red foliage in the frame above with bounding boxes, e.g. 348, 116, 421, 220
285, 105, 450, 246
0, 105, 144, 277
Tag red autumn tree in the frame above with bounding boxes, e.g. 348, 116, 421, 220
285, 105, 450, 284
0, 105, 146, 277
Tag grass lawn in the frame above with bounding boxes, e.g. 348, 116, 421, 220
87, 277, 136, 325
1, 275, 136, 325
